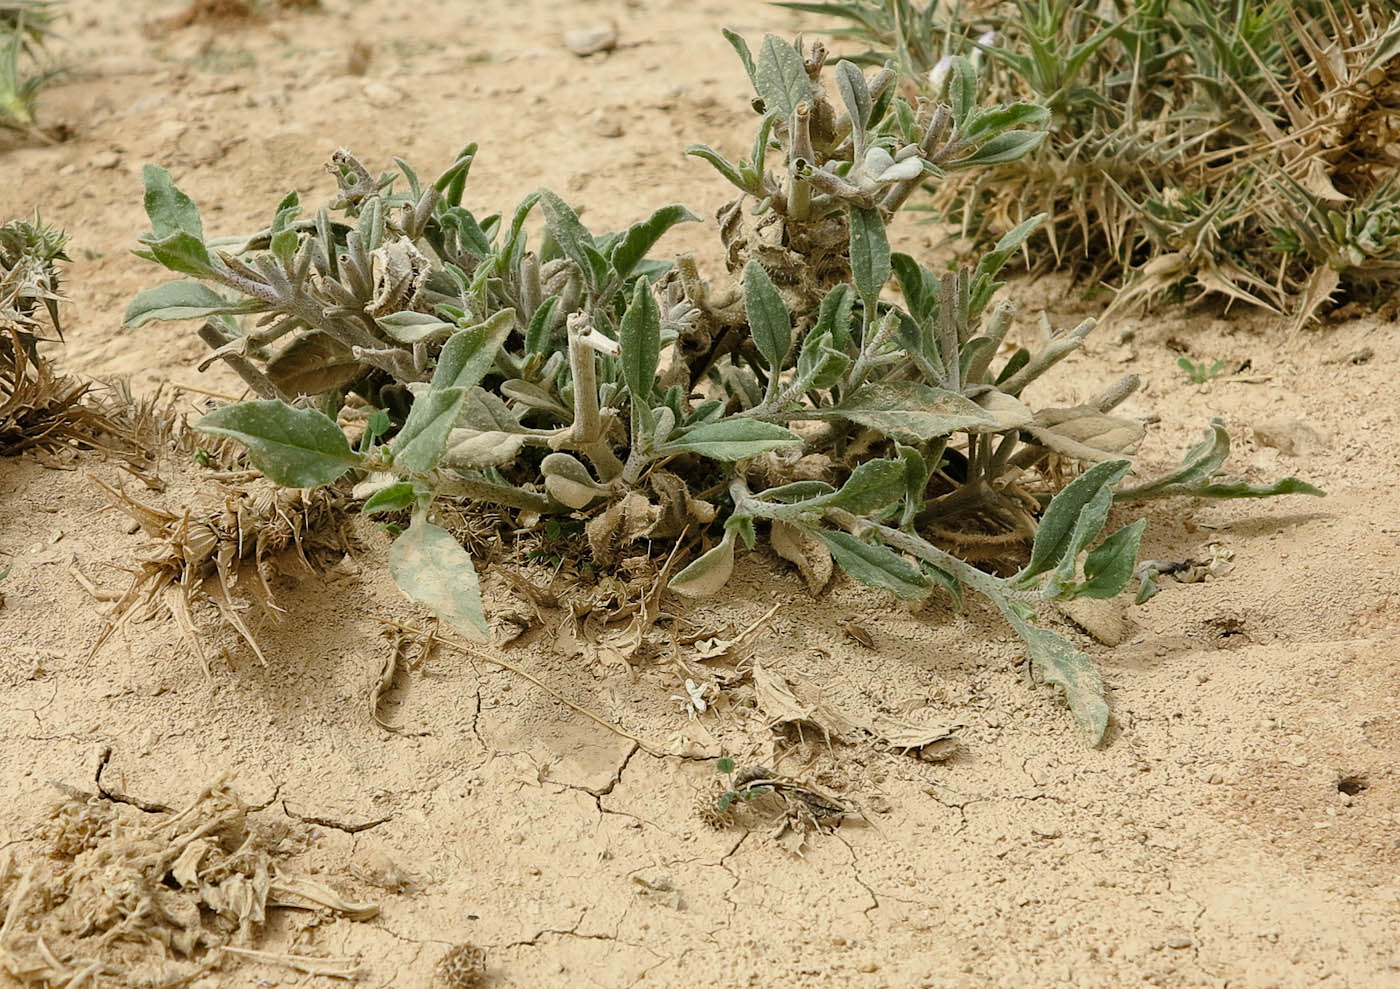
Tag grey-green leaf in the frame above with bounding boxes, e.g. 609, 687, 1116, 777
669, 528, 738, 598
609, 204, 699, 284
538, 190, 603, 290
392, 387, 467, 474
814, 528, 932, 601
655, 419, 802, 461
804, 382, 999, 443
1022, 459, 1132, 582
818, 459, 906, 515
377, 311, 457, 344
835, 60, 871, 145
362, 482, 419, 516
1078, 519, 1147, 599
123, 281, 261, 327
195, 400, 358, 488
743, 260, 791, 375
142, 164, 203, 240
755, 35, 812, 121
619, 278, 660, 416
848, 206, 890, 310
388, 520, 488, 642
433, 309, 514, 391
1008, 614, 1109, 746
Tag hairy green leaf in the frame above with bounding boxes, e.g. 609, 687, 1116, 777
814, 528, 932, 601
619, 277, 661, 423
656, 419, 803, 460
142, 165, 203, 241
362, 482, 419, 516
743, 260, 792, 376
392, 387, 467, 474
388, 520, 488, 642
817, 459, 906, 515
849, 206, 890, 311
196, 400, 358, 487
669, 528, 738, 598
1008, 613, 1109, 746
1078, 519, 1147, 599
123, 281, 260, 327
1022, 460, 1133, 582
755, 35, 811, 121
609, 204, 699, 284
433, 309, 514, 391
376, 311, 457, 344
803, 382, 999, 443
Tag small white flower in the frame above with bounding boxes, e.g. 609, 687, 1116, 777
929, 55, 954, 96
669, 678, 712, 720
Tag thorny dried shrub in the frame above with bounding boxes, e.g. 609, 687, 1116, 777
0, 217, 131, 461
125, 32, 1319, 743
89, 472, 355, 673
0, 781, 376, 988
791, 0, 1400, 327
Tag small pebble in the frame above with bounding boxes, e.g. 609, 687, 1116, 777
565, 23, 618, 57
92, 150, 121, 170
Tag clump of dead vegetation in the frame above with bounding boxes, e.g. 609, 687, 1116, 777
0, 778, 376, 988
793, 0, 1400, 327
0, 217, 133, 462
88, 469, 356, 673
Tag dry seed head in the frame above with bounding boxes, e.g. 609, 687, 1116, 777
435, 943, 487, 989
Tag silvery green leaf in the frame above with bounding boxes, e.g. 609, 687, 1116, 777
541, 452, 608, 509
538, 189, 606, 290
668, 528, 737, 598
609, 204, 699, 284
743, 260, 791, 376
1114, 419, 1321, 502
1077, 519, 1148, 599
142, 164, 203, 241
123, 281, 263, 327
619, 277, 661, 427
655, 419, 802, 460
816, 459, 906, 515
755, 35, 811, 121
801, 382, 999, 443
196, 400, 358, 488
443, 428, 528, 469
376, 311, 456, 344
863, 146, 923, 183
1021, 460, 1133, 582
835, 60, 871, 147
392, 387, 468, 474
362, 481, 419, 516
814, 529, 932, 601
1005, 612, 1109, 746
388, 520, 488, 642
848, 206, 890, 310
433, 309, 513, 391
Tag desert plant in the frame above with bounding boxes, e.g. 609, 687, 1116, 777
1177, 356, 1228, 384
787, 0, 1400, 326
124, 33, 1318, 745
0, 1, 63, 139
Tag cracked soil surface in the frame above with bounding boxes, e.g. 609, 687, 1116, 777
1, 1, 1399, 986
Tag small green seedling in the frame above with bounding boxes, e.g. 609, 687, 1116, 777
1177, 357, 1228, 384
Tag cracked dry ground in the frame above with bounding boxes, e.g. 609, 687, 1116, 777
2, 0, 1400, 986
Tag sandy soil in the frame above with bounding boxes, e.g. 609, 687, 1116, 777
2, 1, 1398, 986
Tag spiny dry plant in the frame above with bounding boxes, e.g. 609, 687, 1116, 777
125, 32, 1319, 744
88, 472, 355, 673
0, 780, 377, 987
0, 1, 63, 141
0, 217, 132, 461
786, 0, 1400, 327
